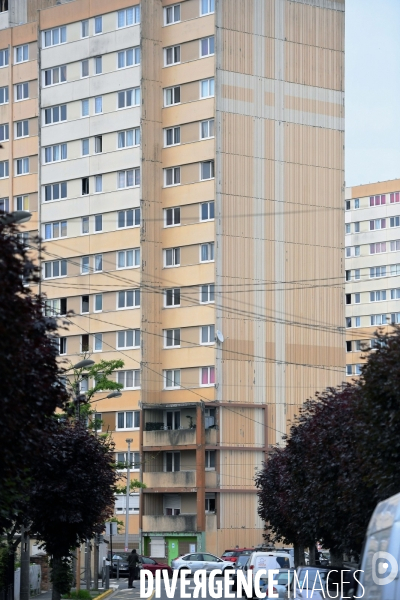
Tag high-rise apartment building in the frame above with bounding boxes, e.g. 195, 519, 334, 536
0, 0, 345, 560
345, 179, 400, 377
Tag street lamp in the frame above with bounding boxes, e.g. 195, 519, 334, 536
0, 210, 32, 225
125, 438, 133, 551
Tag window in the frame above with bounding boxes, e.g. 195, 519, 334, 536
345, 223, 350, 234
355, 199, 360, 208
201, 325, 215, 344
164, 86, 180, 106
94, 16, 102, 34
118, 47, 140, 68
118, 208, 140, 228
370, 266, 386, 278
58, 337, 67, 355
355, 364, 362, 375
201, 0, 215, 14
164, 370, 181, 389
15, 120, 28, 138
44, 104, 67, 125
44, 26, 66, 47
205, 450, 216, 469
200, 78, 214, 98
165, 207, 180, 226
345, 270, 351, 281
117, 249, 140, 269
44, 260, 67, 279
0, 48, 8, 66
82, 138, 89, 156
118, 88, 140, 108
370, 194, 386, 206
205, 494, 216, 512
95, 175, 102, 193
15, 45, 28, 63
201, 242, 214, 262
80, 376, 88, 391
391, 240, 400, 252
346, 341, 352, 352
355, 293, 360, 303
390, 192, 400, 203
118, 289, 140, 309
391, 313, 400, 325
201, 366, 215, 386
44, 143, 67, 163
165, 4, 181, 24
201, 201, 214, 221
15, 82, 29, 101
117, 329, 140, 349
81, 295, 89, 313
117, 370, 141, 390
16, 195, 29, 211
370, 242, 386, 254
81, 19, 89, 37
370, 218, 386, 230
355, 269, 361, 280
44, 298, 67, 317
0, 123, 8, 142
346, 365, 353, 376
95, 136, 102, 153
165, 329, 180, 347
201, 36, 214, 57
201, 161, 214, 180
94, 56, 102, 74
164, 167, 181, 187
94, 214, 102, 232
16, 158, 29, 175
82, 178, 89, 195
117, 411, 140, 430
44, 221, 67, 240
117, 169, 140, 188
81, 59, 89, 77
0, 161, 9, 178
391, 289, 400, 300
81, 99, 89, 117
391, 265, 400, 276
94, 294, 103, 312
165, 452, 180, 472
201, 119, 214, 139
116, 453, 140, 474
0, 87, 8, 105
165, 288, 180, 307
370, 290, 387, 302
390, 217, 400, 228
81, 256, 90, 274
201, 284, 215, 303
93, 412, 102, 432
0, 198, 8, 212
165, 45, 180, 65
95, 96, 103, 113
44, 66, 66, 86
354, 222, 360, 233
117, 6, 140, 28
44, 182, 67, 202
355, 340, 362, 351
165, 247, 180, 267
118, 128, 140, 148
371, 314, 387, 326
81, 217, 89, 234
165, 127, 180, 146
346, 317, 352, 328
94, 254, 103, 272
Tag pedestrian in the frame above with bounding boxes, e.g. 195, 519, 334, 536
128, 549, 140, 588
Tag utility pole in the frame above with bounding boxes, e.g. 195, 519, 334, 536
85, 539, 91, 590
20, 527, 30, 600
124, 439, 133, 551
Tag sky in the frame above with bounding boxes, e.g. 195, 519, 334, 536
346, 0, 400, 186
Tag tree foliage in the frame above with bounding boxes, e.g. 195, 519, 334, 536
256, 327, 400, 559
0, 222, 68, 531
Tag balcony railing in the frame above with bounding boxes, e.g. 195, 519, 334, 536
143, 428, 196, 447
143, 471, 196, 488
143, 514, 197, 533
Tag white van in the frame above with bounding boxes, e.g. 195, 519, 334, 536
358, 491, 400, 599
246, 551, 294, 577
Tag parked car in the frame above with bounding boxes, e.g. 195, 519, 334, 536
110, 552, 131, 576
246, 551, 294, 572
221, 549, 254, 563
260, 568, 295, 599
293, 567, 358, 599
231, 555, 251, 591
140, 556, 172, 577
172, 552, 235, 576
109, 553, 171, 578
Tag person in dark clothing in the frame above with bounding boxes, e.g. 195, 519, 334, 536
128, 549, 140, 588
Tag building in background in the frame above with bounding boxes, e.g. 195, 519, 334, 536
345, 179, 400, 377
0, 0, 345, 560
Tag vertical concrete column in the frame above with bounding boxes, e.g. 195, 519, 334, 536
196, 405, 205, 534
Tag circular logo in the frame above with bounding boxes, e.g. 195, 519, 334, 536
372, 551, 399, 586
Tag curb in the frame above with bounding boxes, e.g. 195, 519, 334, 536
95, 590, 115, 600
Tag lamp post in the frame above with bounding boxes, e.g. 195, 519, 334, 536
0, 210, 32, 225
125, 439, 133, 551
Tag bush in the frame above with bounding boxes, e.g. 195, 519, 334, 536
62, 590, 92, 600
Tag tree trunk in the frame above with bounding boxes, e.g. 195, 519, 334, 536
308, 545, 316, 566
330, 550, 343, 567
20, 527, 30, 600
50, 556, 71, 600
298, 544, 305, 566
51, 557, 62, 600
93, 539, 99, 590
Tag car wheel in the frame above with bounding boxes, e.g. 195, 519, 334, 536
178, 568, 191, 578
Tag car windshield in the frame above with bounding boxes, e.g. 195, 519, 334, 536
236, 556, 249, 567
295, 569, 330, 590
276, 572, 294, 585
223, 552, 239, 557
113, 553, 129, 561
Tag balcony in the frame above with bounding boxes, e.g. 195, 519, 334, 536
205, 428, 217, 445
143, 427, 196, 448
143, 514, 197, 533
143, 471, 196, 489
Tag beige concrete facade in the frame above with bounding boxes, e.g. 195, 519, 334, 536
1, 0, 344, 561
345, 179, 400, 377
